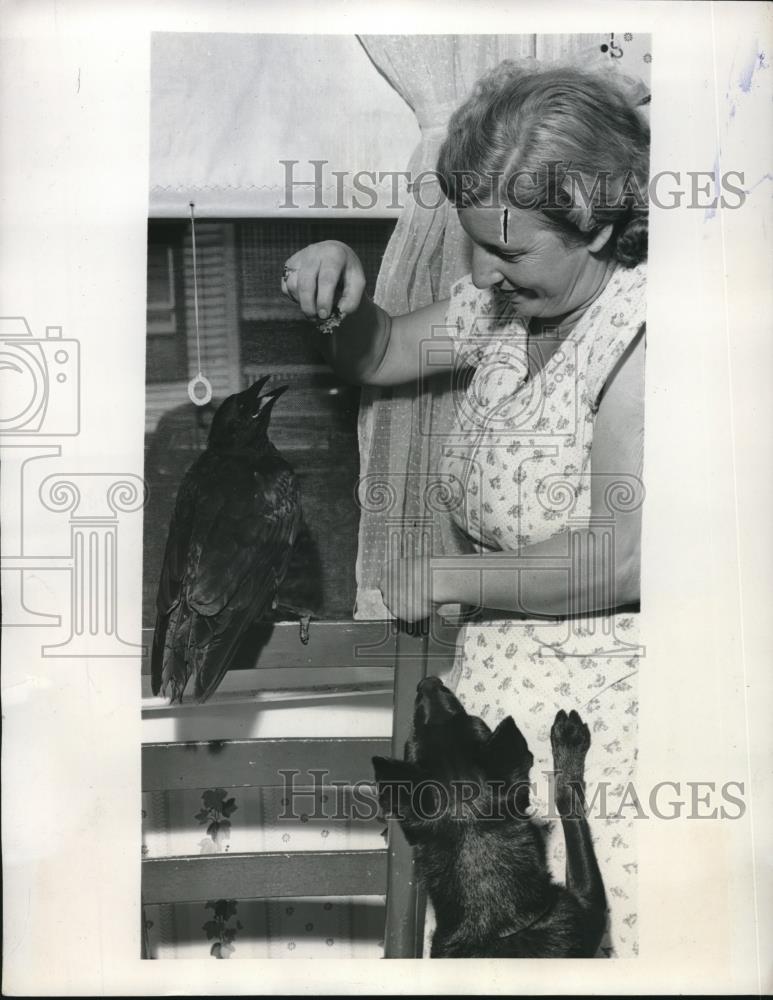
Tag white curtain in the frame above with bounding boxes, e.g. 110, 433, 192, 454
353, 33, 652, 619
354, 34, 536, 619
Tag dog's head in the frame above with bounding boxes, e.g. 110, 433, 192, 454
372, 676, 534, 843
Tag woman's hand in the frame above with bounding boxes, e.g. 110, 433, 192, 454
379, 555, 435, 624
280, 242, 457, 388
281, 241, 366, 321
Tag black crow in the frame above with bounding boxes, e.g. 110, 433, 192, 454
151, 375, 313, 703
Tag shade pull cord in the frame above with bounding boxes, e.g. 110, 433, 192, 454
187, 201, 213, 406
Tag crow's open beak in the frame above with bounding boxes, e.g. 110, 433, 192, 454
253, 383, 288, 417
244, 374, 272, 405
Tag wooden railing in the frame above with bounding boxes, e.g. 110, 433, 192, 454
141, 617, 459, 958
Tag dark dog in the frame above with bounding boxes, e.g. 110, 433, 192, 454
373, 676, 607, 957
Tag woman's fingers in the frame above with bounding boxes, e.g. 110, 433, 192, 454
317, 243, 361, 318
280, 242, 366, 320
338, 263, 366, 316
379, 555, 434, 624
281, 255, 299, 302
316, 263, 344, 320
295, 259, 321, 319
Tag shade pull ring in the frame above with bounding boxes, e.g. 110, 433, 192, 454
188, 372, 213, 405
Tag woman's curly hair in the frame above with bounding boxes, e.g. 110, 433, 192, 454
437, 63, 650, 267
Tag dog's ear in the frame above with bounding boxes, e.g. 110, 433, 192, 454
485, 716, 532, 768
484, 717, 534, 815
372, 755, 420, 786
372, 756, 431, 843
372, 756, 421, 817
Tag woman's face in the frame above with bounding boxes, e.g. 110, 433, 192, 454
458, 204, 612, 323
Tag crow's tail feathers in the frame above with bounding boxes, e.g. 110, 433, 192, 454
151, 602, 248, 705
151, 601, 194, 704
190, 614, 254, 703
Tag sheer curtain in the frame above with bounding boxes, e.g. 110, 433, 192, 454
353, 34, 651, 619
354, 35, 536, 619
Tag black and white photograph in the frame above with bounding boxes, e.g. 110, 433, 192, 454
140, 30, 651, 960
1, 1, 771, 994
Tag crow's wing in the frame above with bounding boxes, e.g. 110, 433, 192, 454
150, 462, 205, 697
182, 459, 301, 701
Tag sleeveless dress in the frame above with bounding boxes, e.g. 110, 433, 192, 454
434, 262, 647, 958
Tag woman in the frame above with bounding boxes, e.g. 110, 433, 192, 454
282, 64, 648, 957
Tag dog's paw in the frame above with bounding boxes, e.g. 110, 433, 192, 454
550, 709, 591, 787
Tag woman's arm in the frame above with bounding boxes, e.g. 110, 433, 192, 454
588, 327, 645, 604
281, 240, 456, 386
381, 331, 646, 620
313, 293, 454, 387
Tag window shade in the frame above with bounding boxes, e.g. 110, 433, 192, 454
149, 33, 420, 219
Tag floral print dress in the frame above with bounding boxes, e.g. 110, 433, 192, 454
435, 262, 648, 958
